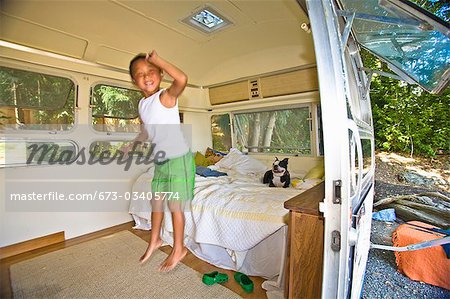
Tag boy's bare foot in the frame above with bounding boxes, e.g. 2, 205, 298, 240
158, 246, 188, 272
139, 239, 162, 264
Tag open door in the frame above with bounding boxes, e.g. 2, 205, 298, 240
306, 0, 448, 298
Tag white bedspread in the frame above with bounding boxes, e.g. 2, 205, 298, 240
129, 167, 306, 279
162, 169, 303, 252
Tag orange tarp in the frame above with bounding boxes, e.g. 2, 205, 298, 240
393, 221, 450, 290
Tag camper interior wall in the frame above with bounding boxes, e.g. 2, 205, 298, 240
0, 49, 211, 247
1, 46, 323, 247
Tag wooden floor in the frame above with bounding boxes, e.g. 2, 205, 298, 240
0, 222, 268, 298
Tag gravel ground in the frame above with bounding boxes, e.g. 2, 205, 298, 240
361, 153, 450, 299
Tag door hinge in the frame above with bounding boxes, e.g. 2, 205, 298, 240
333, 180, 342, 204
331, 230, 341, 252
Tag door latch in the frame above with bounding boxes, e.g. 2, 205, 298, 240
333, 180, 342, 204
331, 230, 341, 252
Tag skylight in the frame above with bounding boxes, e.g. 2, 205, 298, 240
182, 6, 232, 34
194, 9, 224, 28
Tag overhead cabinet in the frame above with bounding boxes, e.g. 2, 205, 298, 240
208, 67, 319, 105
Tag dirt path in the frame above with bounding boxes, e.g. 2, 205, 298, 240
375, 152, 449, 194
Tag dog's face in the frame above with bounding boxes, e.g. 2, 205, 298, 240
272, 157, 289, 177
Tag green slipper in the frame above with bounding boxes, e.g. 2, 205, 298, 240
234, 272, 254, 293
202, 271, 229, 285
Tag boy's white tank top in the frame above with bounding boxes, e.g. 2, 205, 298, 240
138, 89, 190, 159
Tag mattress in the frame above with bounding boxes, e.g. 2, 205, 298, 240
129, 167, 304, 281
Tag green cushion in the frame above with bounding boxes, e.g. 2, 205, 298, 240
194, 151, 216, 167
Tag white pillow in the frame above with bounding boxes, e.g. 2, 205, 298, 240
215, 148, 242, 169
216, 148, 268, 175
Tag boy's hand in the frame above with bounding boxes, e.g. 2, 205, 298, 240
144, 50, 187, 108
146, 50, 158, 63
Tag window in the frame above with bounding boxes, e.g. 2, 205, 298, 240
211, 114, 231, 152
89, 140, 152, 159
0, 139, 77, 167
317, 105, 324, 156
343, 45, 375, 208
91, 84, 142, 133
0, 66, 75, 130
234, 107, 312, 155
348, 130, 374, 209
339, 0, 450, 93
344, 50, 373, 127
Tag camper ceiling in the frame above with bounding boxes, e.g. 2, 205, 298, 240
0, 0, 315, 87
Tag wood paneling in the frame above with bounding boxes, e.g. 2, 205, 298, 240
288, 213, 324, 299
0, 231, 65, 260
285, 182, 325, 299
208, 67, 318, 105
209, 81, 249, 105
260, 68, 318, 98
284, 181, 324, 216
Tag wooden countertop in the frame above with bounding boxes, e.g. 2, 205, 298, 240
284, 181, 325, 216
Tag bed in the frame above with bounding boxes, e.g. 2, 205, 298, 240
129, 149, 320, 295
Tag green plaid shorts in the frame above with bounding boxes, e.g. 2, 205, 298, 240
151, 151, 195, 201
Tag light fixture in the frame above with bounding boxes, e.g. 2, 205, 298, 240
182, 6, 232, 34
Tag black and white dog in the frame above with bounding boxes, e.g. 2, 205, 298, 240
263, 157, 290, 188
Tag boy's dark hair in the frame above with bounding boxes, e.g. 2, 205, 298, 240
129, 53, 147, 79
129, 53, 163, 80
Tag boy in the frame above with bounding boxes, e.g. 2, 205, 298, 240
126, 50, 194, 272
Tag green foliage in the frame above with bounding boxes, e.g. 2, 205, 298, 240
92, 85, 141, 119
91, 84, 142, 132
0, 66, 73, 109
0, 66, 75, 128
407, 0, 449, 21
361, 49, 450, 157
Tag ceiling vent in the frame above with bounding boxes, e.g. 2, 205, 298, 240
182, 6, 232, 34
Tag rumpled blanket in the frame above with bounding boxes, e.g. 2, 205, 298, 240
195, 166, 227, 177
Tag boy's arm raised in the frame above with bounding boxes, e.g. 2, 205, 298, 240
147, 50, 187, 108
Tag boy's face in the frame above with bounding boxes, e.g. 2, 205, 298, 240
132, 59, 162, 97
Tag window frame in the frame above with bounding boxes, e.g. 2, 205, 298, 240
0, 62, 79, 134
210, 113, 232, 152
89, 80, 142, 136
315, 103, 324, 157
0, 138, 79, 168
88, 139, 153, 161
231, 103, 315, 156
